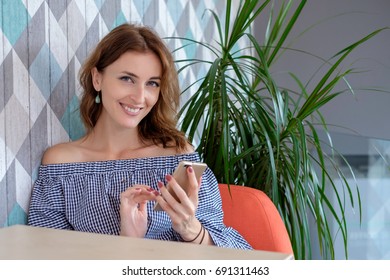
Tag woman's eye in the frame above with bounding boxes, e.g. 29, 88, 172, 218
148, 81, 160, 87
120, 76, 134, 83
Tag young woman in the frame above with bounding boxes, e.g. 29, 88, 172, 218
27, 23, 251, 249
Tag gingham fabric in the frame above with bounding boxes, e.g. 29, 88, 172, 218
28, 152, 252, 249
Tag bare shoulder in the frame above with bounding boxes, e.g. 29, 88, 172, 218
153, 142, 194, 157
182, 142, 195, 154
41, 142, 82, 165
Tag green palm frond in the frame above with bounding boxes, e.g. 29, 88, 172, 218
171, 0, 386, 259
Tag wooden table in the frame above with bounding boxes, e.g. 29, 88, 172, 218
0, 225, 293, 260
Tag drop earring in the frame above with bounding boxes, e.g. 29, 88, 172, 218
95, 92, 101, 104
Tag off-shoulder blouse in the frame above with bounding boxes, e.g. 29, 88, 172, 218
28, 152, 251, 249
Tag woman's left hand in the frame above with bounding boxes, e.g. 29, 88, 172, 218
155, 166, 205, 242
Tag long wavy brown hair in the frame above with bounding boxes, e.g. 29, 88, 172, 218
79, 23, 189, 151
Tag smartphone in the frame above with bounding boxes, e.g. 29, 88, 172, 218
154, 161, 208, 211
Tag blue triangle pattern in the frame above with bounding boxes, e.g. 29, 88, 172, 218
4, 202, 27, 227
61, 95, 85, 141
94, 0, 104, 10
184, 29, 196, 59
166, 0, 183, 26
133, 0, 145, 15
0, 0, 31, 45
114, 11, 128, 29
29, 44, 63, 101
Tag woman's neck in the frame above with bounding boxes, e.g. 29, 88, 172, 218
82, 117, 150, 158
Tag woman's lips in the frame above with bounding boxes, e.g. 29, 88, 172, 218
121, 103, 142, 115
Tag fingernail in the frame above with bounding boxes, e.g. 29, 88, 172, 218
157, 181, 164, 189
147, 187, 153, 192
153, 191, 160, 196
188, 166, 193, 173
135, 187, 141, 190
165, 174, 172, 181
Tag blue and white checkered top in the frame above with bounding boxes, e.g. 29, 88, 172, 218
27, 152, 252, 249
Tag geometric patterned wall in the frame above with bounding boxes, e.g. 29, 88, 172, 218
0, 0, 225, 228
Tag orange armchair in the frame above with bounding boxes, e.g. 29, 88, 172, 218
218, 184, 293, 255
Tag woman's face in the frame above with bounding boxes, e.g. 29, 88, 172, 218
92, 51, 162, 130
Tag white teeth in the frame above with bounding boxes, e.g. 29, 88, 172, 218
123, 105, 141, 113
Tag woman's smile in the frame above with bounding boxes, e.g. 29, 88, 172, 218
121, 103, 142, 115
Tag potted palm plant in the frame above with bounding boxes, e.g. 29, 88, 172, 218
172, 0, 386, 259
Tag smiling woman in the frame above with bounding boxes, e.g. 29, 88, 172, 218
90, 51, 161, 130
26, 23, 252, 250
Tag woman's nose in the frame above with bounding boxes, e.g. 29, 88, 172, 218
131, 84, 145, 103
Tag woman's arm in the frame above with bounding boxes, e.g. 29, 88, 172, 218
27, 166, 72, 230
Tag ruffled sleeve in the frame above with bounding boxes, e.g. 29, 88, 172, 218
27, 165, 73, 230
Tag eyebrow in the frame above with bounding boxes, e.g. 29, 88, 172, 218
121, 71, 161, 80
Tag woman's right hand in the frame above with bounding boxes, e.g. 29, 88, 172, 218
119, 185, 158, 238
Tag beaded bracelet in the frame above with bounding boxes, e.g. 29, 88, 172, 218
182, 224, 203, 243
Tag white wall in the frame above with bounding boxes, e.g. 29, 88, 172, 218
255, 0, 390, 141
